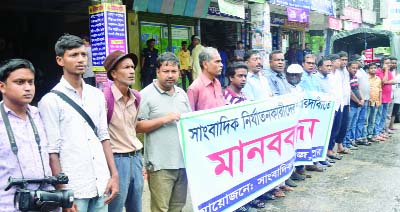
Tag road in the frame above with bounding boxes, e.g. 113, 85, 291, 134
142, 127, 400, 212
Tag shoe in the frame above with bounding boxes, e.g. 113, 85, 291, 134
291, 172, 306, 180
260, 192, 276, 200
296, 169, 306, 175
305, 165, 324, 172
319, 160, 332, 167
356, 140, 372, 146
327, 158, 336, 163
285, 178, 297, 187
327, 154, 342, 160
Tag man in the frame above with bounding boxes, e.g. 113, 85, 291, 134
299, 54, 322, 91
190, 35, 204, 80
0, 59, 54, 211
316, 46, 324, 64
82, 36, 95, 86
234, 41, 245, 61
103, 51, 143, 212
316, 57, 333, 93
365, 63, 383, 142
141, 38, 158, 87
187, 47, 225, 111
389, 57, 400, 131
264, 50, 290, 96
303, 43, 312, 55
285, 64, 303, 92
224, 62, 248, 104
352, 54, 371, 146
178, 41, 192, 91
136, 52, 191, 212
39, 34, 118, 212
385, 57, 399, 132
375, 57, 394, 140
242, 50, 272, 100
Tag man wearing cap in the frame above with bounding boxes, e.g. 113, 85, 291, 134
136, 52, 191, 212
285, 64, 303, 92
190, 35, 204, 80
141, 38, 158, 88
39, 34, 118, 212
103, 51, 144, 212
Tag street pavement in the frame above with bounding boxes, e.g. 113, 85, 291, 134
142, 126, 400, 212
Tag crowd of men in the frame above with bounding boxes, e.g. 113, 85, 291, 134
0, 32, 399, 212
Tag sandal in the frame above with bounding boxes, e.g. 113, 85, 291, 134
249, 199, 265, 208
337, 148, 352, 154
356, 140, 372, 146
327, 154, 342, 160
272, 188, 285, 197
280, 185, 294, 192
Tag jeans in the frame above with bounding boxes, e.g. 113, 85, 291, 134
376, 103, 388, 134
366, 105, 379, 137
356, 101, 368, 139
75, 195, 107, 212
148, 169, 188, 212
108, 152, 144, 212
344, 106, 361, 147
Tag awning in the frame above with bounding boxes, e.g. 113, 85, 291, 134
133, 0, 211, 18
330, 28, 400, 58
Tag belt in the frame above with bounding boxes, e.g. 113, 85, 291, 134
113, 150, 141, 157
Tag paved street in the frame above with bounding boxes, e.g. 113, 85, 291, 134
142, 126, 400, 212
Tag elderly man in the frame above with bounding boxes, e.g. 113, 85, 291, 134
137, 52, 192, 212
102, 50, 144, 212
187, 47, 225, 111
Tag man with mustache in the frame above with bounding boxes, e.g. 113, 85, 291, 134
187, 47, 225, 111
264, 50, 291, 96
136, 52, 192, 212
242, 50, 272, 100
102, 51, 144, 212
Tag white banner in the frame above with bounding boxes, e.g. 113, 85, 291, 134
178, 92, 335, 211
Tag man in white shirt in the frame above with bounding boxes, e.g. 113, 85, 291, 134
39, 34, 119, 212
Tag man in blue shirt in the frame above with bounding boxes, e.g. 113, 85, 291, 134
299, 54, 322, 91
264, 50, 291, 96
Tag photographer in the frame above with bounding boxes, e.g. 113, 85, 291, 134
0, 59, 53, 211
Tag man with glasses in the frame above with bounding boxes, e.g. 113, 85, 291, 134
299, 54, 321, 91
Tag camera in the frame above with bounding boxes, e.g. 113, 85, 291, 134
5, 173, 74, 211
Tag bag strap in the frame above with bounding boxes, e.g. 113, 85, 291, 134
51, 90, 98, 136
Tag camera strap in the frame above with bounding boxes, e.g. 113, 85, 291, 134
0, 102, 46, 178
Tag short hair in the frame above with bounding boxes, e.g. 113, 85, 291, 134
237, 41, 243, 44
226, 62, 248, 82
146, 38, 155, 46
389, 56, 398, 61
199, 47, 219, 69
81, 35, 90, 42
156, 52, 179, 69
269, 50, 283, 61
244, 50, 259, 61
181, 41, 187, 45
327, 54, 340, 61
338, 51, 348, 58
317, 57, 331, 67
347, 61, 360, 68
0, 59, 35, 82
303, 54, 315, 62
368, 62, 377, 69
55, 34, 84, 56
350, 54, 361, 61
381, 56, 391, 65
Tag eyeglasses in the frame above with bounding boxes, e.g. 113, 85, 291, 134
305, 62, 315, 65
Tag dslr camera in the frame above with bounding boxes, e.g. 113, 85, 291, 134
5, 173, 74, 211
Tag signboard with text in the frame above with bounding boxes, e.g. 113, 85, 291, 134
89, 3, 127, 72
178, 92, 335, 211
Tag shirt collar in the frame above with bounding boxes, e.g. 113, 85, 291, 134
200, 72, 216, 86
152, 80, 180, 95
111, 83, 136, 103
1, 101, 34, 117
60, 76, 87, 93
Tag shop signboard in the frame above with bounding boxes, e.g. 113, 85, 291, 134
89, 3, 127, 72
270, 14, 285, 25
311, 0, 333, 16
341, 7, 362, 23
364, 48, 374, 60
269, 0, 311, 9
287, 7, 309, 23
343, 20, 360, 31
218, 0, 245, 19
328, 17, 342, 30
283, 19, 309, 29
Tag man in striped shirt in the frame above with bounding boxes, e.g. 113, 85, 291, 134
224, 62, 248, 105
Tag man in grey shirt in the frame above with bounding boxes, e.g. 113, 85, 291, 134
264, 50, 291, 96
136, 52, 192, 212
